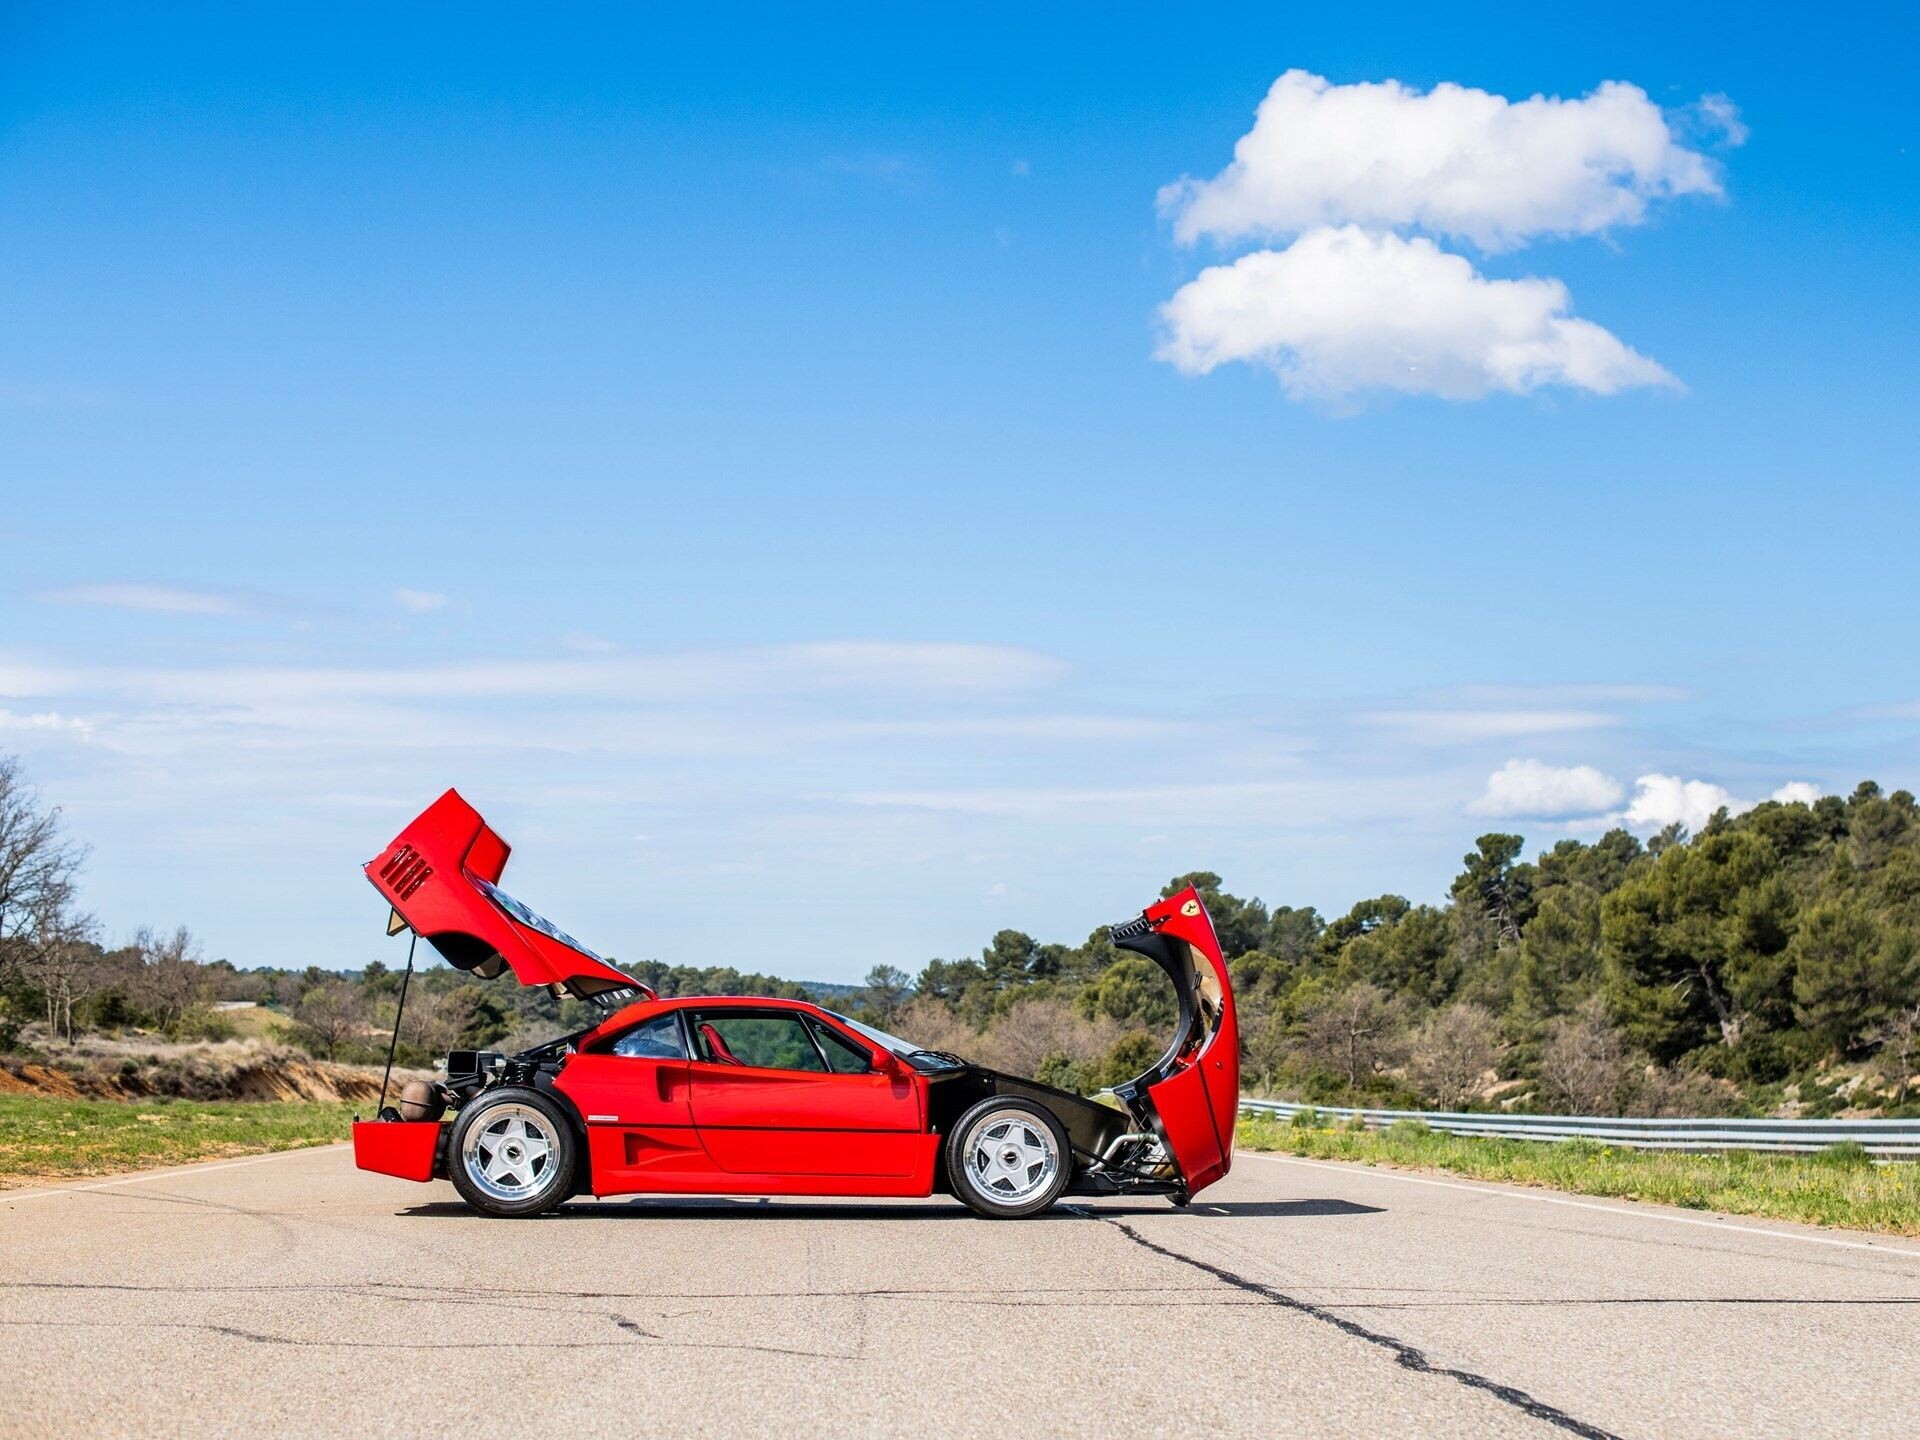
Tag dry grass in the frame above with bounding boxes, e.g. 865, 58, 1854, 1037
1, 1036, 424, 1103
1238, 1114, 1920, 1236
215, 1006, 298, 1043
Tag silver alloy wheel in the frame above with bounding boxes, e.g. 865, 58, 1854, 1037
461, 1103, 559, 1204
962, 1107, 1059, 1203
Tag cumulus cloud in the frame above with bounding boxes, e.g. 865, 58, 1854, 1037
1160, 70, 1734, 252
1463, 764, 1826, 832
1158, 227, 1674, 402
1152, 69, 1741, 405
1622, 774, 1824, 832
1622, 774, 1738, 832
1468, 759, 1624, 818
393, 588, 449, 614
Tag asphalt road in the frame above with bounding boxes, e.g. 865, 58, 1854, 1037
4, 1146, 1919, 1439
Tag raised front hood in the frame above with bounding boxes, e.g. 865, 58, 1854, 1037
366, 789, 646, 1002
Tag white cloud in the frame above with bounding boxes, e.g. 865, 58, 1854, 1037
1361, 705, 1620, 741
1157, 226, 1676, 402
1468, 759, 1623, 818
1160, 69, 1733, 251
1621, 774, 1828, 832
1622, 773, 1744, 833
1692, 93, 1749, 149
393, 588, 449, 614
36, 582, 243, 616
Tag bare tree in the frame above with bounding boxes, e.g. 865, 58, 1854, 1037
1627, 1062, 1733, 1118
1408, 1003, 1504, 1110
0, 757, 87, 992
292, 981, 368, 1061
976, 996, 1120, 1076
1867, 1003, 1920, 1104
21, 904, 104, 1044
127, 925, 213, 1033
1297, 983, 1407, 1095
1537, 996, 1632, 1113
398, 985, 478, 1055
888, 996, 980, 1060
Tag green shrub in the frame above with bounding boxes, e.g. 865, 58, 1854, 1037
1811, 1140, 1874, 1167
1725, 1031, 1819, 1085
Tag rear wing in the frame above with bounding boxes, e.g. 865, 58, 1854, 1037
366, 789, 647, 1003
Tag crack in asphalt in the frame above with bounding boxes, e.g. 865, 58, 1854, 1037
14, 1277, 1910, 1312
0, 1316, 850, 1361
1071, 1208, 1626, 1440
0, 1277, 1237, 1307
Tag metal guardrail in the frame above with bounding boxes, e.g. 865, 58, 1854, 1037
1239, 1098, 1920, 1159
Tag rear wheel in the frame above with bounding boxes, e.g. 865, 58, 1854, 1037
448, 1087, 574, 1218
946, 1097, 1069, 1219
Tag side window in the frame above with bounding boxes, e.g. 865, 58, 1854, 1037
694, 1013, 826, 1071
612, 1013, 686, 1060
809, 1019, 874, 1074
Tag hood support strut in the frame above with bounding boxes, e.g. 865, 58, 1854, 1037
376, 929, 419, 1118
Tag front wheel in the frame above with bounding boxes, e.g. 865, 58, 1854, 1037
447, 1087, 574, 1218
945, 1097, 1069, 1219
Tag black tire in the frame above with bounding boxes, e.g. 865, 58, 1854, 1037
945, 1096, 1070, 1219
447, 1086, 575, 1218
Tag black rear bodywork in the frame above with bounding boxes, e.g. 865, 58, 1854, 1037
921, 1065, 1183, 1198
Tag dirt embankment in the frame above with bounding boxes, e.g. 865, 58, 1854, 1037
0, 1046, 421, 1104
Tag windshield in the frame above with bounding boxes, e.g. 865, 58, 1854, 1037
472, 877, 607, 961
827, 1011, 968, 1072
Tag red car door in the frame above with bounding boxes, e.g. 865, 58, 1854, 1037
685, 1008, 924, 1177
554, 1010, 714, 1193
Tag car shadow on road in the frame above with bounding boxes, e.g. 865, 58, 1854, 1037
401, 1198, 1092, 1221
1185, 1200, 1384, 1218
394, 1196, 1385, 1222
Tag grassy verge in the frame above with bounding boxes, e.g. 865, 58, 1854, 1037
1237, 1115, 1920, 1236
0, 1095, 354, 1188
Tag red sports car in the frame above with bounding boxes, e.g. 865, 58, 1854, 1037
352, 790, 1238, 1219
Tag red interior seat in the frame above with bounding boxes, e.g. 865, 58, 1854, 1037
698, 1022, 741, 1065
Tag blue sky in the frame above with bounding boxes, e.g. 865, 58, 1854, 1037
3, 3, 1917, 981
